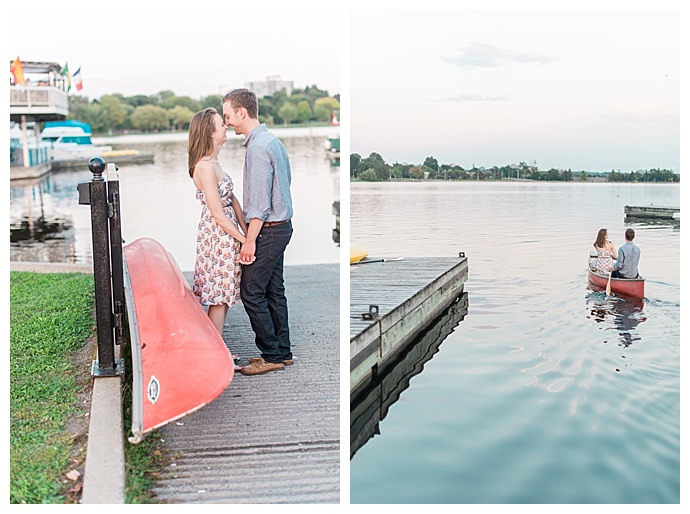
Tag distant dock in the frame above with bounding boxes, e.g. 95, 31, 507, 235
51, 151, 154, 171
625, 205, 680, 220
350, 255, 469, 396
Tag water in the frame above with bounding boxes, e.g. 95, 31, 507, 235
10, 127, 340, 271
350, 181, 680, 504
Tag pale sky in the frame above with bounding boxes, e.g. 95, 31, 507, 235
7, 1, 341, 100
349, 5, 681, 173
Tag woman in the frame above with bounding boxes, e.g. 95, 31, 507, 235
592, 228, 617, 274
188, 107, 247, 368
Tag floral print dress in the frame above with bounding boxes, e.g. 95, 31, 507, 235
192, 174, 242, 306
594, 249, 615, 273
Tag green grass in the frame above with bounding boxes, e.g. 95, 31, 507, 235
10, 272, 96, 503
120, 338, 173, 503
9, 271, 170, 503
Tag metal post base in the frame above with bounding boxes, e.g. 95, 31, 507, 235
91, 358, 125, 377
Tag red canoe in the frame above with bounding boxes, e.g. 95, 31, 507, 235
587, 268, 645, 299
123, 237, 234, 443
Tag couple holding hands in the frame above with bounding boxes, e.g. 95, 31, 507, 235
188, 88, 293, 376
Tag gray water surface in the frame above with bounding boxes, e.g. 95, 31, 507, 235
350, 181, 680, 504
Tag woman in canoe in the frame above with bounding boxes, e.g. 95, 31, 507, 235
188, 107, 248, 368
592, 228, 617, 274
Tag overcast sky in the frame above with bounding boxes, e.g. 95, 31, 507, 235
8, 1, 341, 100
349, 5, 680, 173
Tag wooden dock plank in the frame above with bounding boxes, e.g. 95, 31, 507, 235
350, 256, 468, 393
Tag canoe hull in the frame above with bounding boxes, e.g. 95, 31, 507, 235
588, 268, 645, 299
124, 237, 233, 442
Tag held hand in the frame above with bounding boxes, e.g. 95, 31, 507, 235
240, 240, 256, 265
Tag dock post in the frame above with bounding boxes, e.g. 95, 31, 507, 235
77, 157, 124, 377
107, 163, 127, 346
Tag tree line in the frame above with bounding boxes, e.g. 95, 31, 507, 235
67, 86, 340, 135
351, 153, 679, 183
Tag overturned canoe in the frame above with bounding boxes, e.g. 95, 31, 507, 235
124, 237, 234, 443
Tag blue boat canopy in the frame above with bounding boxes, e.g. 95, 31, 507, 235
44, 120, 92, 134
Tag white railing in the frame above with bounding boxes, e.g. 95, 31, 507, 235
10, 85, 69, 116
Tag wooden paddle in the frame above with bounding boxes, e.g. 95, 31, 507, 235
356, 257, 404, 265
606, 271, 612, 296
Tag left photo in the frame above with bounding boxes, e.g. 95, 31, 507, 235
9, 3, 340, 504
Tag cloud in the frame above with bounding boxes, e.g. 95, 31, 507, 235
437, 93, 509, 102
442, 43, 554, 69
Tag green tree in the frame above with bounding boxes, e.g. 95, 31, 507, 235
124, 94, 158, 108
156, 90, 176, 102
361, 152, 391, 180
168, 105, 195, 131
391, 163, 405, 179
314, 97, 340, 123
100, 95, 131, 133
359, 169, 378, 181
423, 156, 438, 171
160, 95, 203, 113
278, 102, 299, 126
304, 85, 330, 99
350, 153, 362, 178
131, 104, 170, 131
200, 94, 223, 111
66, 97, 109, 134
296, 100, 312, 123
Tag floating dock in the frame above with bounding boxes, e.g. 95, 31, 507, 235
51, 151, 154, 171
625, 205, 679, 220
350, 254, 468, 396
351, 292, 468, 458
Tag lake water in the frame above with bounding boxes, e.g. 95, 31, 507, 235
9, 126, 340, 271
349, 181, 680, 504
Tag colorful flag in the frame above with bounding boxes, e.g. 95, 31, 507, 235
61, 62, 71, 92
10, 57, 25, 85
73, 67, 83, 91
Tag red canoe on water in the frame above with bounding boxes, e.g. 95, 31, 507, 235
587, 268, 645, 299
123, 237, 234, 443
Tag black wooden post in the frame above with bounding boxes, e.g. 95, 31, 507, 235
77, 157, 124, 377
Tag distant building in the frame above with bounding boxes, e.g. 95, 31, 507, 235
244, 75, 294, 98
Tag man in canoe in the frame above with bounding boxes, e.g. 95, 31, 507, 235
222, 88, 294, 376
611, 228, 641, 279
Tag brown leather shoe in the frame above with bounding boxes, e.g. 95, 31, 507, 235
249, 357, 293, 366
240, 357, 285, 375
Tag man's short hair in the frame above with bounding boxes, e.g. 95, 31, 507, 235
625, 228, 635, 241
222, 88, 258, 119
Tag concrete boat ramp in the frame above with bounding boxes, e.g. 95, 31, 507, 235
150, 264, 340, 504
350, 254, 469, 397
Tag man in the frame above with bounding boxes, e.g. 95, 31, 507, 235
612, 228, 641, 279
222, 88, 294, 376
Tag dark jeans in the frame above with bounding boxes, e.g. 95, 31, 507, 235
612, 270, 637, 279
240, 221, 292, 364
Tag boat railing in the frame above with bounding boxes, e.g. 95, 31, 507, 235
10, 85, 69, 117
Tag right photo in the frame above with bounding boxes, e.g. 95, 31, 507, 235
349, 8, 680, 504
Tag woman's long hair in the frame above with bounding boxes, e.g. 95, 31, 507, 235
188, 107, 218, 178
594, 228, 608, 249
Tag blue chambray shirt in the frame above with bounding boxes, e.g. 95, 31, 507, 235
241, 124, 293, 224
